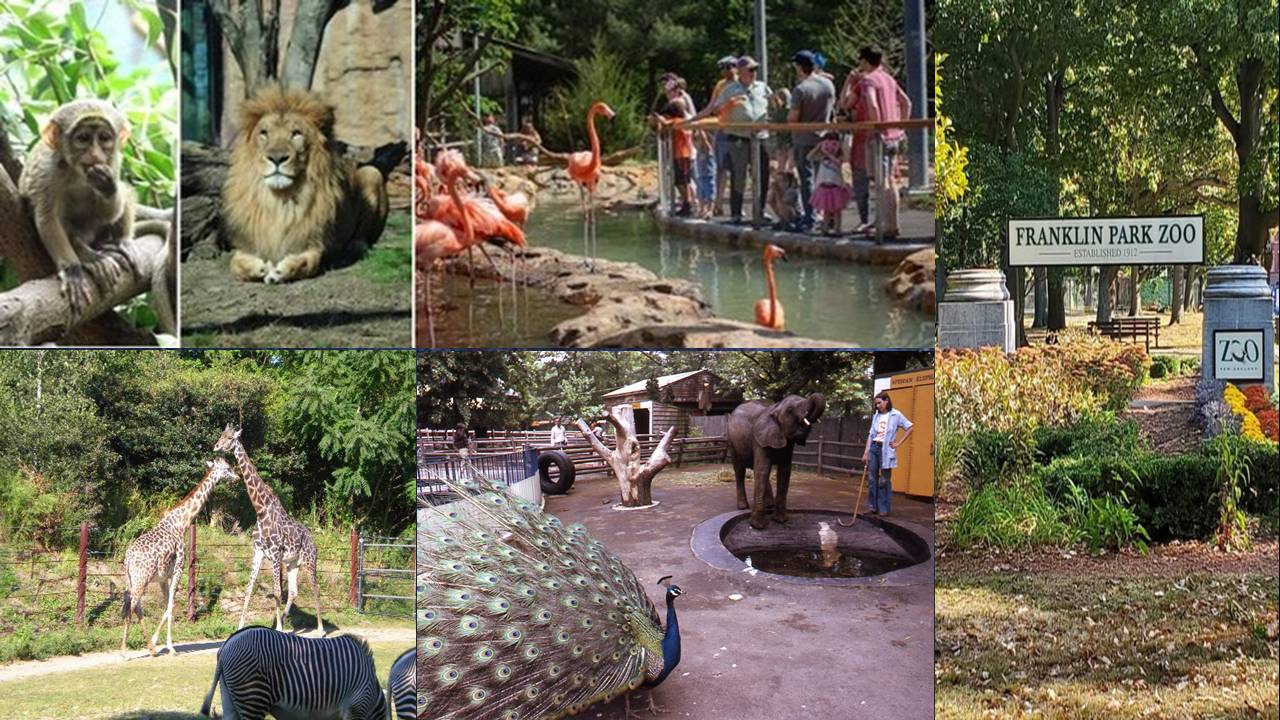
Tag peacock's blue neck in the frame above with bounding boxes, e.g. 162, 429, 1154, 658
651, 592, 681, 686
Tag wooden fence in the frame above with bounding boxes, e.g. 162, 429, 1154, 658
418, 428, 863, 479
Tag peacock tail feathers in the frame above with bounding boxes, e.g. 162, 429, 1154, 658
418, 466, 665, 720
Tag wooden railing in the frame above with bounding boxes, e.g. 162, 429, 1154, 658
655, 117, 935, 238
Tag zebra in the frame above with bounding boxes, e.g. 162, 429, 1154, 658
200, 626, 388, 720
387, 648, 416, 720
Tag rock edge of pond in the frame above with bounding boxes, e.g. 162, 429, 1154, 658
440, 246, 848, 348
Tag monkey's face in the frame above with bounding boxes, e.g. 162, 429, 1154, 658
62, 117, 120, 171
253, 113, 314, 191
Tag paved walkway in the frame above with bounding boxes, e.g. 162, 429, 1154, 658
541, 466, 935, 720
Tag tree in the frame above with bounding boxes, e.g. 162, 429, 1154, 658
207, 0, 348, 95
417, 0, 519, 141
1143, 0, 1279, 263
575, 406, 674, 508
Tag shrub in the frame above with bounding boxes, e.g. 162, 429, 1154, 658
1148, 355, 1180, 379
1059, 481, 1150, 553
937, 346, 1101, 438
1033, 412, 1142, 464
955, 428, 1017, 490
1034, 452, 1219, 541
949, 478, 1072, 550
544, 36, 648, 156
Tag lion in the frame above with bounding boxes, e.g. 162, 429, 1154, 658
222, 85, 390, 283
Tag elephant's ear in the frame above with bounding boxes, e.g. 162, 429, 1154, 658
754, 407, 789, 449
807, 393, 827, 421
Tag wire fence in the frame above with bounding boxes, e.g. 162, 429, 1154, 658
0, 523, 412, 626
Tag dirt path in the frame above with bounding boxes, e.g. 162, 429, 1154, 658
1123, 375, 1200, 454
180, 211, 412, 347
0, 624, 412, 683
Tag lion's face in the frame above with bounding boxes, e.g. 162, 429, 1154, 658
252, 113, 317, 191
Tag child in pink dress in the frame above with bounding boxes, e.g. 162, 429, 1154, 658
806, 131, 850, 236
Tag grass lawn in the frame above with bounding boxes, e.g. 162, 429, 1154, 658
0, 624, 412, 720
937, 550, 1279, 719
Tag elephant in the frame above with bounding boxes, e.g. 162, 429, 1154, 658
727, 393, 826, 529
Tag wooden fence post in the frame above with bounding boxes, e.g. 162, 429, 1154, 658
816, 439, 825, 474
187, 524, 197, 621
76, 521, 88, 629
349, 527, 359, 608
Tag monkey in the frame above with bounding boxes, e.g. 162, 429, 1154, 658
18, 99, 137, 318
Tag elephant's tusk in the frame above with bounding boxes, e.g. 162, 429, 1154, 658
802, 418, 811, 426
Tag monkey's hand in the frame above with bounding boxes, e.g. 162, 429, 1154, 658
56, 263, 96, 318
82, 244, 136, 293
86, 164, 118, 196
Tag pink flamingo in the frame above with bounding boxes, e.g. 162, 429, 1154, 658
567, 101, 615, 268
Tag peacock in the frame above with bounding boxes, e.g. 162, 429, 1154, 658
417, 466, 684, 720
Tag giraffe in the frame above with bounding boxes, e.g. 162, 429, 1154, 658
214, 423, 324, 635
121, 455, 238, 656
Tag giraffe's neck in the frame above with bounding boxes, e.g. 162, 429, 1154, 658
159, 457, 228, 532
231, 442, 283, 521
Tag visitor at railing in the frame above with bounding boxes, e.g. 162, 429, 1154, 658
767, 167, 803, 230
808, 131, 851, 236
692, 55, 771, 225
693, 130, 717, 219
847, 46, 911, 238
787, 49, 837, 233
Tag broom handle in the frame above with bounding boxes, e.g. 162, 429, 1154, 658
842, 465, 868, 526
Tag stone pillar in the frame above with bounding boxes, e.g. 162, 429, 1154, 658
938, 269, 1016, 353
1202, 265, 1275, 393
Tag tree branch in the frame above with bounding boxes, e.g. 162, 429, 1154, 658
0, 232, 166, 345
1192, 43, 1240, 142
281, 0, 338, 89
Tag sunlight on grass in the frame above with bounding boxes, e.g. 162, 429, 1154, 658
0, 634, 412, 720
358, 210, 412, 286
937, 572, 1278, 719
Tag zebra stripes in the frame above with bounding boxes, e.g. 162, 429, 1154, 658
388, 648, 416, 720
200, 626, 388, 720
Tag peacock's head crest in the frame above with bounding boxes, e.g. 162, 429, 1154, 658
657, 575, 683, 599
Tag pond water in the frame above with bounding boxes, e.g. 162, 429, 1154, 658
732, 546, 916, 578
528, 203, 932, 347
422, 273, 584, 348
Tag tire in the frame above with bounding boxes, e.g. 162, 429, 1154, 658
538, 450, 576, 495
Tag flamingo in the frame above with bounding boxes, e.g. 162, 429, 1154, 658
754, 244, 787, 331
567, 101, 615, 269
486, 184, 532, 226
416, 158, 476, 347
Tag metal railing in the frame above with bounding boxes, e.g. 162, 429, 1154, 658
416, 446, 539, 505
656, 118, 934, 243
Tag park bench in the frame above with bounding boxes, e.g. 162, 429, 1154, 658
1087, 316, 1161, 352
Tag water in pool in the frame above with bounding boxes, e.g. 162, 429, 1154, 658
530, 203, 932, 346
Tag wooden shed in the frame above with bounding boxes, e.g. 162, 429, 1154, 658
600, 370, 742, 437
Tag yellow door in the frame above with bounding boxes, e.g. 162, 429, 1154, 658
882, 370, 935, 498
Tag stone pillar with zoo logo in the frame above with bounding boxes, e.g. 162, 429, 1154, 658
1203, 265, 1275, 393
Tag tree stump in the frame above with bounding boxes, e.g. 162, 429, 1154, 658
576, 406, 675, 508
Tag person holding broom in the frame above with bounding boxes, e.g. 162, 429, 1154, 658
859, 391, 913, 517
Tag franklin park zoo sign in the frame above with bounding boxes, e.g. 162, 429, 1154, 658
1008, 216, 1205, 266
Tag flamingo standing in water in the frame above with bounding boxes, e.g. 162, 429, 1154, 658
567, 101, 615, 269
754, 244, 788, 331
416, 156, 476, 347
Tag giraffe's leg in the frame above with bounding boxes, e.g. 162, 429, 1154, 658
271, 559, 285, 631
152, 547, 182, 655
120, 576, 134, 654
311, 561, 324, 636
283, 565, 300, 627
238, 548, 264, 630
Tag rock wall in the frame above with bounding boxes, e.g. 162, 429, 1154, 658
219, 0, 411, 149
